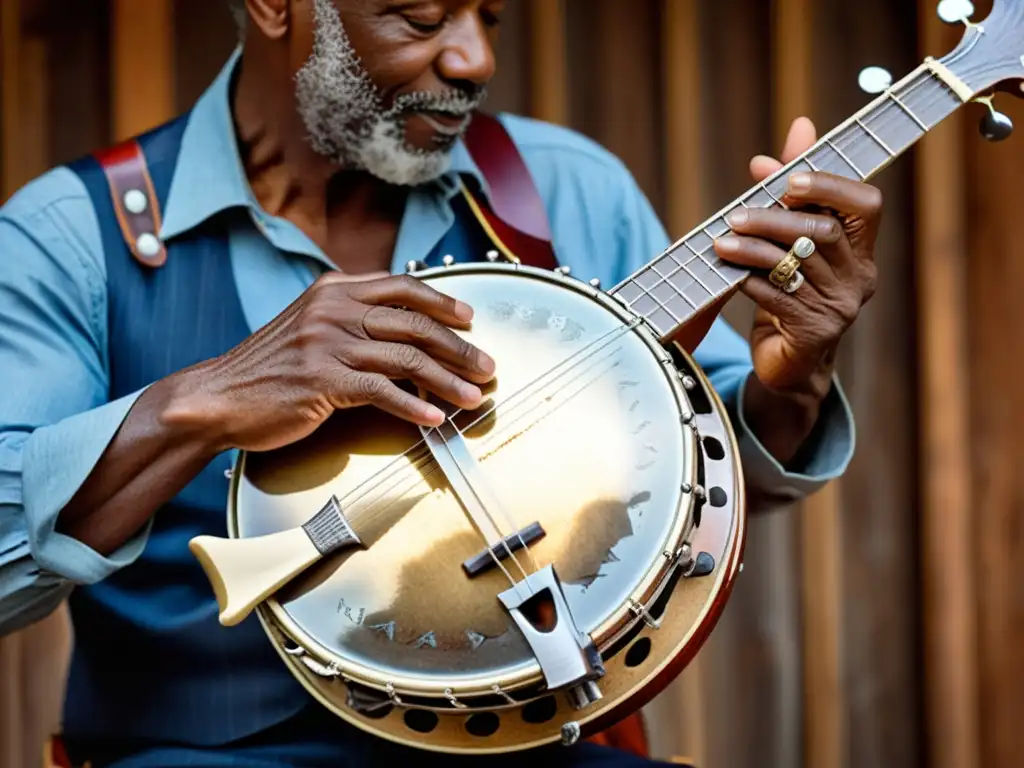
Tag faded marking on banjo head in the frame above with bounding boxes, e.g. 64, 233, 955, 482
488, 300, 586, 342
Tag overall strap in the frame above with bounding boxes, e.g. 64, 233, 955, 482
76, 114, 191, 270
460, 112, 559, 270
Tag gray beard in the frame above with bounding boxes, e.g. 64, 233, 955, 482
294, 0, 486, 187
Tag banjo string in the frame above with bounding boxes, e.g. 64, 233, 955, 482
343, 333, 629, 554
339, 321, 633, 521
333, 67, 948, 531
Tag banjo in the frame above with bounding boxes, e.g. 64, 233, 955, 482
190, 2, 1024, 753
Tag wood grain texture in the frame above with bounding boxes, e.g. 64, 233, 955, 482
111, 0, 174, 140
966, 86, 1024, 768
916, 5, 981, 768
695, 2, 803, 766
814, 3, 922, 767
773, 2, 846, 767
526, 0, 567, 126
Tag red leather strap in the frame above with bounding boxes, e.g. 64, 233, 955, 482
462, 112, 558, 270
93, 140, 167, 268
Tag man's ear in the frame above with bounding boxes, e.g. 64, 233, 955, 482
246, 0, 290, 40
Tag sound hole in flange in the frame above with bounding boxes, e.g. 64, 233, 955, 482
625, 637, 652, 668
521, 695, 558, 724
403, 709, 439, 733
465, 712, 501, 737
702, 436, 725, 460
709, 486, 728, 508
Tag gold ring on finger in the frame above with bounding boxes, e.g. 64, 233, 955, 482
782, 271, 805, 294
768, 252, 802, 289
792, 236, 816, 260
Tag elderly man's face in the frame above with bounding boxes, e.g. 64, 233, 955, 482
291, 0, 502, 186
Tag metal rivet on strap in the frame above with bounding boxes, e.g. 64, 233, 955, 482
123, 189, 148, 215
136, 233, 162, 259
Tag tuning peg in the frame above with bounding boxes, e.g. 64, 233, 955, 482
442, 254, 456, 267
975, 95, 1014, 141
937, 0, 974, 24
405, 259, 427, 274
555, 265, 571, 276
485, 250, 500, 262
858, 66, 892, 95
589, 277, 601, 289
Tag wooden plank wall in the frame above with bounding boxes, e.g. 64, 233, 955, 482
3, 3, 1024, 768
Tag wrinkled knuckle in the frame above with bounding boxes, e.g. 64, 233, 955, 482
394, 274, 420, 294
388, 344, 424, 374
407, 311, 437, 341
354, 372, 389, 402
830, 294, 862, 326
455, 336, 478, 365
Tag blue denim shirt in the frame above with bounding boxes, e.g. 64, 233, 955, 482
0, 49, 855, 636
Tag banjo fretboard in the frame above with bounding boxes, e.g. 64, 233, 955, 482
609, 63, 963, 340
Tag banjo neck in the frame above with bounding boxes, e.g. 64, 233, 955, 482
608, 59, 966, 341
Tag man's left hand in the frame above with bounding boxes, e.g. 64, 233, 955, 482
713, 117, 880, 403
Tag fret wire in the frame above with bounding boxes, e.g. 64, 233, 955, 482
854, 116, 895, 156
648, 283, 688, 322
698, 229, 733, 282
645, 263, 700, 311
886, 90, 929, 132
613, 63, 958, 315
824, 137, 865, 179
663, 254, 714, 298
627, 258, 698, 311
759, 183, 789, 210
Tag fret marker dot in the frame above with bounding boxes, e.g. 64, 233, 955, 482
858, 66, 892, 95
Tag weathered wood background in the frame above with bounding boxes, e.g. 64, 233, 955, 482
1, 1, 1021, 766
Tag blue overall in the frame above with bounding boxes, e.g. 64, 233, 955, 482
62, 116, 677, 767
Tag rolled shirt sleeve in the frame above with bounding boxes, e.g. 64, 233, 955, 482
0, 170, 152, 636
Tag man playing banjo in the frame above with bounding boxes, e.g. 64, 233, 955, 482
0, 0, 877, 765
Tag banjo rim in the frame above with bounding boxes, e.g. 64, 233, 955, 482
226, 262, 707, 698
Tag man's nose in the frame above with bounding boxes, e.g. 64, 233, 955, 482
436, 12, 497, 87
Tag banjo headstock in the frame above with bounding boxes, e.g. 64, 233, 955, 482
936, 0, 1024, 139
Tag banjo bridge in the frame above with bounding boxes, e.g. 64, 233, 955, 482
462, 521, 547, 577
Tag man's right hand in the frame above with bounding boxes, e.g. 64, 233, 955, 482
165, 272, 496, 453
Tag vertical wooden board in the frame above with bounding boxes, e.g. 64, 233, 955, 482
966, 92, 1024, 768
482, 0, 528, 116
111, 0, 174, 141
565, 0, 664, 213
916, 4, 980, 768
773, 3, 847, 768
812, 2, 922, 767
173, 0, 237, 112
688, 2, 804, 765
44, 0, 110, 164
524, 0, 565, 125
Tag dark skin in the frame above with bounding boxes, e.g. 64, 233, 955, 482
57, 0, 880, 555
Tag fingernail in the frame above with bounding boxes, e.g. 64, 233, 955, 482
454, 301, 474, 322
422, 404, 445, 425
460, 383, 483, 402
477, 351, 496, 375
789, 173, 811, 192
726, 210, 748, 227
715, 236, 740, 253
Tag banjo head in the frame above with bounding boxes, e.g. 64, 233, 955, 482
227, 262, 744, 751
